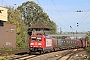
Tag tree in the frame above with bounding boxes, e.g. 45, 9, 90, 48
17, 1, 56, 33
6, 6, 28, 49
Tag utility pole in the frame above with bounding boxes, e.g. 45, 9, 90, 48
60, 27, 62, 34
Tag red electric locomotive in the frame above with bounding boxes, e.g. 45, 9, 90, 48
29, 33, 53, 54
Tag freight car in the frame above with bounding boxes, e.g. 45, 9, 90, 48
29, 33, 87, 54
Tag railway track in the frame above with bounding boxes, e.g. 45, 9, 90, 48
9, 52, 44, 60
6, 48, 86, 60
56, 49, 85, 60
28, 49, 74, 60
10, 52, 51, 60
9, 54, 37, 60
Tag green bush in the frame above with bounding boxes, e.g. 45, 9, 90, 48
0, 58, 6, 60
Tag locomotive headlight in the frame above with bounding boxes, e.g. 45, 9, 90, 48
31, 43, 34, 45
38, 43, 42, 45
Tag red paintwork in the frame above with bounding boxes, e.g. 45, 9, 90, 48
74, 38, 87, 48
81, 39, 86, 47
76, 39, 82, 48
30, 34, 53, 50
30, 35, 42, 48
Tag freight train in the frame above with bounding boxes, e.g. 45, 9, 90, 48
29, 32, 87, 54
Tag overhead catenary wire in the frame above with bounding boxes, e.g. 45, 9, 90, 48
79, 13, 90, 24
79, 9, 90, 24
51, 0, 70, 27
0, 0, 11, 7
77, 8, 90, 24
73, 8, 90, 31
36, 0, 68, 30
37, 0, 43, 10
50, 16, 68, 30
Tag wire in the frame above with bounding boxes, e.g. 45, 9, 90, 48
74, 8, 90, 30
80, 13, 90, 24
0, 0, 10, 6
78, 8, 90, 24
37, 0, 43, 9
51, 0, 70, 27
36, 0, 68, 30
50, 16, 68, 30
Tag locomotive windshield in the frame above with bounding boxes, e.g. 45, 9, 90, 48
31, 37, 42, 41
37, 37, 42, 41
31, 37, 36, 40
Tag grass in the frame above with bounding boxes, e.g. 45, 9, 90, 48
0, 47, 28, 59
0, 58, 6, 60
0, 47, 28, 51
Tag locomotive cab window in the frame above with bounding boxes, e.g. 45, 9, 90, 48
37, 37, 42, 41
31, 37, 36, 40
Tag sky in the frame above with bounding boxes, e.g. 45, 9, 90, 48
0, 0, 90, 32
